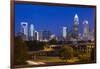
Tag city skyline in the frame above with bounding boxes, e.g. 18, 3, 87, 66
13, 2, 96, 67
15, 4, 95, 36
18, 14, 94, 41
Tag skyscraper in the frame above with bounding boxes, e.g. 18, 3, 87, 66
29, 24, 34, 40
34, 30, 39, 41
38, 30, 43, 41
83, 20, 89, 41
63, 27, 67, 39
88, 30, 94, 41
21, 22, 28, 40
73, 14, 79, 39
42, 30, 51, 41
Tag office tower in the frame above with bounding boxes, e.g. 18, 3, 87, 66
73, 14, 79, 39
88, 30, 94, 41
78, 33, 82, 40
83, 20, 89, 41
63, 27, 67, 39
66, 30, 73, 41
15, 32, 24, 37
29, 24, 34, 40
38, 31, 43, 41
21, 22, 28, 40
34, 30, 39, 40
42, 31, 51, 41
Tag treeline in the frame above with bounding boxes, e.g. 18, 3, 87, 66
14, 36, 95, 65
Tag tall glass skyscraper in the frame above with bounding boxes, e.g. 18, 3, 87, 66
21, 22, 28, 40
83, 20, 89, 41
34, 30, 39, 41
42, 31, 51, 41
63, 27, 67, 39
73, 14, 79, 39
29, 24, 34, 40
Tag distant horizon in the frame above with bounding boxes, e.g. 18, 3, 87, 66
15, 4, 95, 36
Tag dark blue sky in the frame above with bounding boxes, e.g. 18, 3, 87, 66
15, 4, 95, 36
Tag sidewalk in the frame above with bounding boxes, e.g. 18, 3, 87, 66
26, 60, 46, 65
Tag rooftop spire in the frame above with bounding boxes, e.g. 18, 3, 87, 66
74, 14, 78, 18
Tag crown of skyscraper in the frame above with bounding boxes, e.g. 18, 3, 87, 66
74, 14, 78, 19
83, 20, 88, 24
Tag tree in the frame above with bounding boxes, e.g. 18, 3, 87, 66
91, 48, 95, 61
14, 36, 28, 65
78, 53, 90, 62
49, 39, 57, 45
26, 40, 45, 51
59, 45, 74, 61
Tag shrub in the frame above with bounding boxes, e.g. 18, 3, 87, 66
59, 45, 74, 61
14, 36, 29, 65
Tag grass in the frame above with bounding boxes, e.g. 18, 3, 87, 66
33, 57, 80, 63
33, 57, 65, 63
67, 57, 80, 63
